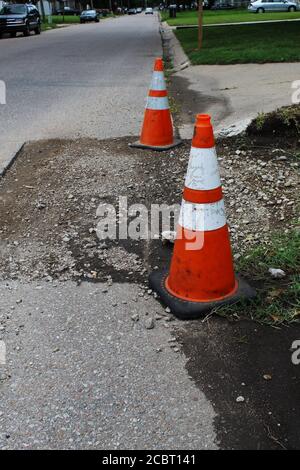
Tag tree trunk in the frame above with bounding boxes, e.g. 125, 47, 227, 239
40, 0, 46, 22
198, 0, 203, 50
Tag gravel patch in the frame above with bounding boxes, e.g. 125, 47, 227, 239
0, 136, 298, 283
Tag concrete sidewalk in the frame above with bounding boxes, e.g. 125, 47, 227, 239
171, 62, 300, 138
173, 18, 300, 28
161, 21, 300, 137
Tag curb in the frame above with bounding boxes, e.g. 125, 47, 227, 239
159, 21, 190, 72
0, 143, 25, 178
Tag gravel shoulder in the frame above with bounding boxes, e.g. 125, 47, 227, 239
0, 136, 298, 283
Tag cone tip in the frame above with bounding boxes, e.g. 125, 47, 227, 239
192, 114, 215, 148
154, 58, 164, 71
196, 114, 211, 125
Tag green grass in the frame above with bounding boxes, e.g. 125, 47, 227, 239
51, 15, 80, 24
216, 230, 300, 325
42, 13, 114, 28
175, 22, 300, 64
41, 23, 57, 31
161, 9, 300, 26
48, 14, 114, 24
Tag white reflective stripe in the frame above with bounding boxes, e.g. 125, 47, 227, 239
185, 147, 221, 191
146, 96, 169, 110
179, 199, 226, 232
150, 71, 166, 91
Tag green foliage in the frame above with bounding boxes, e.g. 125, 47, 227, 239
162, 9, 300, 26
216, 230, 300, 325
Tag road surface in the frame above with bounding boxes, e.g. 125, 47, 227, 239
0, 15, 162, 174
0, 14, 218, 450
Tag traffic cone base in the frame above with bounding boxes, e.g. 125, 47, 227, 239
130, 58, 182, 151
130, 138, 182, 152
165, 276, 239, 303
149, 270, 255, 320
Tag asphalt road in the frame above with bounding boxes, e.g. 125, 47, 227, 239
0, 15, 162, 174
0, 15, 218, 450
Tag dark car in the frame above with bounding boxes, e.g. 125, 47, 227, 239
128, 8, 137, 14
0, 3, 41, 38
211, 2, 235, 9
54, 7, 81, 15
80, 9, 100, 23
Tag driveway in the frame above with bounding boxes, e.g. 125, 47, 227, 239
0, 14, 162, 174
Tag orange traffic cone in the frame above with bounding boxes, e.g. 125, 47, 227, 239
149, 114, 255, 319
130, 58, 181, 151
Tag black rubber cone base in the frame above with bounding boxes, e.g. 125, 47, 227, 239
129, 139, 182, 152
149, 269, 256, 320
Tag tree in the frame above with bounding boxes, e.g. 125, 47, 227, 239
39, 0, 46, 22
198, 0, 203, 50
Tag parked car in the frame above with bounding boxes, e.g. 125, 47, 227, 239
136, 7, 143, 13
248, 0, 299, 12
80, 9, 99, 23
54, 7, 81, 16
211, 2, 235, 9
0, 3, 41, 38
145, 7, 154, 14
128, 8, 137, 14
98, 8, 110, 17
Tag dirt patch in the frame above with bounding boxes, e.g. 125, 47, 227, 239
247, 104, 300, 146
175, 317, 300, 450
0, 135, 298, 284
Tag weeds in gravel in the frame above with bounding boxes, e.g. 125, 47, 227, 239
161, 55, 180, 115
254, 112, 267, 131
215, 230, 300, 325
279, 106, 300, 134
247, 104, 300, 139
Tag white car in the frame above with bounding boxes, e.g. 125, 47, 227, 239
248, 0, 299, 12
145, 7, 153, 14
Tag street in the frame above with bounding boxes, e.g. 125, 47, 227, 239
0, 14, 161, 174
0, 13, 219, 450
